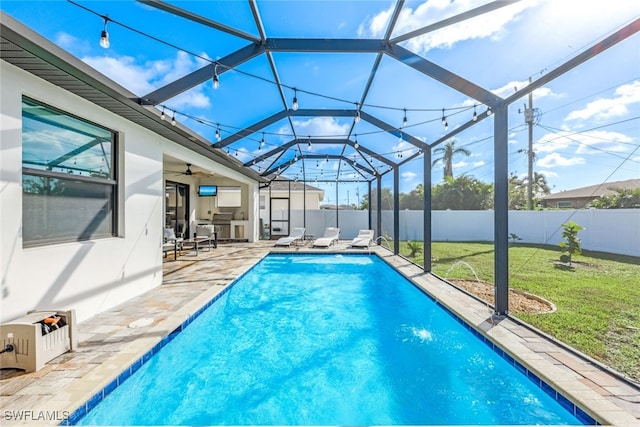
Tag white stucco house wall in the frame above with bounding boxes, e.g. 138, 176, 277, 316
259, 178, 325, 237
0, 13, 264, 323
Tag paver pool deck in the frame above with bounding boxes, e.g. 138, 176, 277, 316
1, 242, 639, 426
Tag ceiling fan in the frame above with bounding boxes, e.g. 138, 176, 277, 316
165, 163, 214, 178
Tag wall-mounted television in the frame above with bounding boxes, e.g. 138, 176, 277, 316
198, 185, 217, 197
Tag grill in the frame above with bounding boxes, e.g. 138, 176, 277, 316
212, 213, 232, 240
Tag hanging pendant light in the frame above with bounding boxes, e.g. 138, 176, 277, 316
99, 17, 110, 49
213, 63, 220, 90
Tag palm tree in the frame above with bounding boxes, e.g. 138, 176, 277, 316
432, 139, 471, 180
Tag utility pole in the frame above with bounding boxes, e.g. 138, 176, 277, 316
524, 76, 535, 210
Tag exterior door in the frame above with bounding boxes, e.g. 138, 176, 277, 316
165, 181, 189, 238
270, 197, 289, 237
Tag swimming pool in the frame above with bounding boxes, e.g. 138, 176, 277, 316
75, 254, 590, 425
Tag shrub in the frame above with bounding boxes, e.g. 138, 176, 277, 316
559, 221, 584, 266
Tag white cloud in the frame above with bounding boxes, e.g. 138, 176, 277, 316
360, 0, 536, 54
402, 171, 417, 182
473, 160, 486, 167
535, 129, 633, 154
55, 31, 90, 53
565, 81, 640, 123
536, 153, 584, 168
537, 169, 558, 178
453, 160, 469, 169
284, 117, 350, 139
82, 51, 211, 109
392, 140, 414, 153
491, 80, 560, 100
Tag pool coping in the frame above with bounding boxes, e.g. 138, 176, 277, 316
2, 242, 638, 426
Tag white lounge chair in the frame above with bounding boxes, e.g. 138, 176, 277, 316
350, 229, 374, 248
274, 227, 306, 247
312, 227, 340, 248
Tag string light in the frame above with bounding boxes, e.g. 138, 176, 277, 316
355, 103, 361, 123
99, 17, 110, 48
487, 106, 493, 116
216, 127, 221, 141
160, 107, 165, 121
171, 112, 176, 126
260, 132, 265, 147
472, 105, 478, 122
307, 136, 312, 149
441, 108, 448, 130
73, 1, 486, 120
292, 89, 298, 111
402, 108, 408, 128
354, 134, 359, 149
213, 63, 220, 90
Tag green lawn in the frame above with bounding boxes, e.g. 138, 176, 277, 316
399, 241, 640, 382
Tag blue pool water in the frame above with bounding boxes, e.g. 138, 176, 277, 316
77, 254, 586, 425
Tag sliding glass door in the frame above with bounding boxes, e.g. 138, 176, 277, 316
165, 181, 189, 238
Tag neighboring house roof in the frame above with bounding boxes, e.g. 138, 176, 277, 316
0, 12, 264, 183
262, 176, 325, 196
266, 181, 324, 193
542, 179, 640, 201
320, 204, 356, 210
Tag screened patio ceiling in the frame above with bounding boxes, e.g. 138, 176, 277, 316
77, 0, 632, 186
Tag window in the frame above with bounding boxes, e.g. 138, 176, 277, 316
259, 195, 266, 210
217, 186, 242, 207
557, 201, 573, 208
22, 97, 117, 246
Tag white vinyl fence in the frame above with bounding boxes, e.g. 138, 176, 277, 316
284, 209, 639, 257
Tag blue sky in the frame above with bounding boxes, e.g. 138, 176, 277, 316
2, 0, 639, 205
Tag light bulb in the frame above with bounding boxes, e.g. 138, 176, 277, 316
355, 110, 360, 123
354, 136, 359, 149
213, 64, 219, 89
99, 18, 110, 48
292, 89, 299, 111
403, 109, 407, 128
160, 108, 165, 121
307, 136, 312, 149
487, 106, 493, 116
216, 128, 221, 141
100, 30, 110, 48
171, 113, 176, 126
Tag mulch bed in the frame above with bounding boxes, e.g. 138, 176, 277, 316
449, 279, 555, 314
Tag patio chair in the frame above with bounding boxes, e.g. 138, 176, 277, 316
163, 227, 184, 259
196, 224, 218, 248
312, 227, 340, 248
350, 229, 374, 248
274, 227, 305, 247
